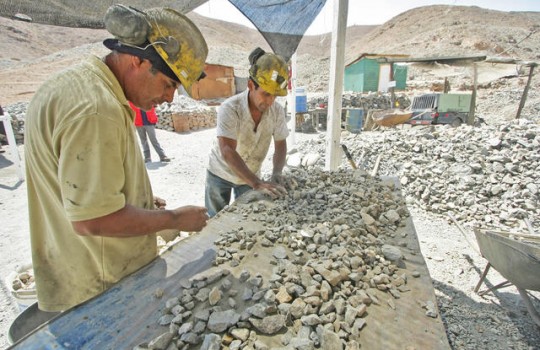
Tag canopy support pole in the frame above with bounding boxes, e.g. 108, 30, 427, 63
325, 0, 348, 171
287, 52, 297, 151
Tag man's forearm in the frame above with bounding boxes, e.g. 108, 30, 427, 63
72, 204, 175, 237
73, 204, 208, 237
221, 146, 262, 188
272, 140, 287, 175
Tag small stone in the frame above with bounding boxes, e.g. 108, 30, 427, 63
249, 314, 286, 334
273, 246, 288, 259
148, 332, 174, 350
230, 328, 250, 342
208, 287, 222, 306
276, 286, 293, 303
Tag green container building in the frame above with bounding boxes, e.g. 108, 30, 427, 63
344, 54, 409, 93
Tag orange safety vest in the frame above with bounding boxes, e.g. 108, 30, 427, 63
128, 101, 158, 126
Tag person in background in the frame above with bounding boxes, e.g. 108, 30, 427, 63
24, 5, 209, 314
205, 47, 291, 217
129, 101, 170, 163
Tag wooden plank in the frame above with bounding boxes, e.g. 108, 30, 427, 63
516, 65, 535, 119
9, 217, 230, 349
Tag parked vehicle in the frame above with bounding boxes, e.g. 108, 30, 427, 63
407, 93, 472, 127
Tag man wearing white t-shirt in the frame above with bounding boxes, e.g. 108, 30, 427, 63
205, 47, 290, 217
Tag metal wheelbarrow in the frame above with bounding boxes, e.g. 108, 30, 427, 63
473, 228, 540, 327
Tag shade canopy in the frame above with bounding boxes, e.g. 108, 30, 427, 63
228, 0, 326, 61
0, 0, 327, 61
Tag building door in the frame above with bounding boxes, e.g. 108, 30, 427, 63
378, 64, 391, 92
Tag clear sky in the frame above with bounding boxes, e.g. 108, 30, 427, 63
194, 0, 540, 35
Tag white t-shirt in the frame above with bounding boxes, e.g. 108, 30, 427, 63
208, 89, 289, 184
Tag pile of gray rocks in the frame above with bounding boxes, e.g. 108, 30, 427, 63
1, 102, 27, 144
307, 92, 411, 111
155, 95, 217, 132
291, 119, 539, 233
138, 168, 443, 350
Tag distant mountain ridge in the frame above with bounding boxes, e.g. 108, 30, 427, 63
347, 5, 540, 62
0, 4, 538, 101
2, 5, 538, 63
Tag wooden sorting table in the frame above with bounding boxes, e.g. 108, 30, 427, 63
10, 191, 451, 349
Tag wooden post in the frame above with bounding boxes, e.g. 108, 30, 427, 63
390, 63, 396, 107
0, 113, 24, 181
287, 52, 297, 150
516, 64, 536, 119
467, 63, 477, 126
325, 0, 348, 171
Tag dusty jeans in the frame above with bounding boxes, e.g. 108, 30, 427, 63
205, 170, 251, 217
136, 125, 166, 160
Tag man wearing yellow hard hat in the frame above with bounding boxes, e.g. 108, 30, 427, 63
205, 47, 291, 217
24, 5, 209, 315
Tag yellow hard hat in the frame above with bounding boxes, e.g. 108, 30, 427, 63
248, 48, 288, 97
104, 5, 208, 97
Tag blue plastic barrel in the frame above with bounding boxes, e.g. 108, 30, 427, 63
295, 87, 307, 113
346, 109, 363, 133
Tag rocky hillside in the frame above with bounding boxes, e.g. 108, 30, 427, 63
0, 5, 539, 103
346, 5, 540, 62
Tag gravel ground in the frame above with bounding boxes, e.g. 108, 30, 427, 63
410, 208, 540, 350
